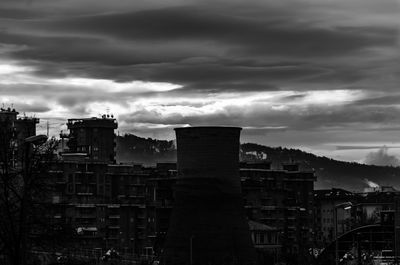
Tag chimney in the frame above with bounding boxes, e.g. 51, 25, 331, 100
161, 126, 256, 265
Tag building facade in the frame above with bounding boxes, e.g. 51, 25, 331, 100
63, 116, 117, 163
240, 161, 316, 264
313, 188, 357, 246
0, 107, 39, 167
35, 115, 317, 264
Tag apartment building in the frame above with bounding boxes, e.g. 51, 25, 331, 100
240, 161, 316, 264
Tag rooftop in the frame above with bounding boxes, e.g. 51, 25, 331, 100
67, 116, 117, 129
314, 188, 356, 200
0, 107, 18, 114
248, 220, 277, 231
174, 126, 242, 131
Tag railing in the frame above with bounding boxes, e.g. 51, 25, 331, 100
29, 248, 157, 265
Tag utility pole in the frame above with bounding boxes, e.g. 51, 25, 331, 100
335, 207, 339, 265
190, 235, 194, 265
335, 202, 353, 265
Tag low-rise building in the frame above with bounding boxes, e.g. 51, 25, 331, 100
249, 220, 280, 264
313, 188, 357, 246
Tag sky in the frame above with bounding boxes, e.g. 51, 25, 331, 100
0, 0, 399, 164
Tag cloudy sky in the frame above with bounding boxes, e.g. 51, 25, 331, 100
0, 0, 399, 163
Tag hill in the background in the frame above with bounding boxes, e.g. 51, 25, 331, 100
116, 134, 400, 191
241, 143, 400, 191
116, 134, 176, 165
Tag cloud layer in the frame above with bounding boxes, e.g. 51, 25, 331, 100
0, 0, 399, 163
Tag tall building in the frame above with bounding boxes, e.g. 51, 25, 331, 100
48, 161, 154, 255
0, 108, 39, 166
45, 118, 318, 264
50, 119, 174, 258
0, 107, 18, 124
64, 116, 117, 163
0, 107, 39, 138
14, 117, 39, 141
0, 108, 19, 159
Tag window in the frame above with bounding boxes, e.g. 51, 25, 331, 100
67, 184, 74, 194
56, 173, 64, 183
260, 233, 265, 244
98, 185, 104, 195
267, 232, 271, 243
98, 174, 104, 184
105, 185, 111, 195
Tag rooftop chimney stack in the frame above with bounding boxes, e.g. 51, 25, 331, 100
162, 126, 256, 265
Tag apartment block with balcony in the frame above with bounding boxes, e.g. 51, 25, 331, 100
240, 161, 316, 265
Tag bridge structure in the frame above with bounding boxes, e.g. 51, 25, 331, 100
316, 223, 395, 265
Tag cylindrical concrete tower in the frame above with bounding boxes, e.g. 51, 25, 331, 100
162, 127, 256, 265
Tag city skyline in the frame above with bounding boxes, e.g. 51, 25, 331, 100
0, 0, 399, 163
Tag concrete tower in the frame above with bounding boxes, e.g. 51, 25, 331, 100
162, 127, 256, 265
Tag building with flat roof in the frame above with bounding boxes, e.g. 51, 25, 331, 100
62, 116, 117, 163
0, 108, 40, 167
241, 162, 316, 265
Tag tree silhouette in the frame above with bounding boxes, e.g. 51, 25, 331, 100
0, 118, 58, 265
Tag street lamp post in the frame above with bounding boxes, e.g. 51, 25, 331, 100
190, 235, 195, 265
334, 202, 353, 265
24, 135, 48, 145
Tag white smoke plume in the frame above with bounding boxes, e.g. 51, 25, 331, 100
363, 178, 379, 188
364, 146, 400, 166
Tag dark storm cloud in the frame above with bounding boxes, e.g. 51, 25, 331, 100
0, 4, 397, 93
280, 94, 307, 101
0, 32, 169, 66
0, 28, 350, 92
303, 106, 397, 124
353, 95, 400, 106
0, 8, 42, 19
134, 63, 331, 92
13, 102, 51, 113
42, 8, 397, 57
1, 0, 400, 163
